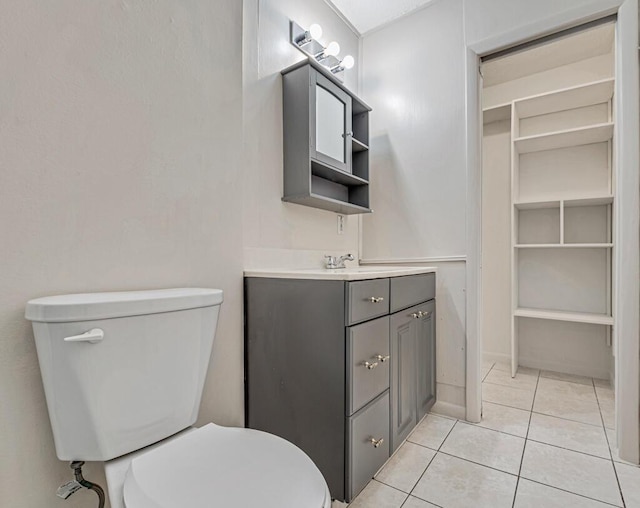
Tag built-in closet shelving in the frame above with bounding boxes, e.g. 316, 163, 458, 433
485, 78, 615, 377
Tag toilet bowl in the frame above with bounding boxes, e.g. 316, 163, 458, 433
26, 288, 331, 507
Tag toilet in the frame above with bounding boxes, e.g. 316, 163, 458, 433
26, 288, 331, 508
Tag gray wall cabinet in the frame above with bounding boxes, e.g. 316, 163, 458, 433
281, 59, 371, 214
244, 273, 436, 502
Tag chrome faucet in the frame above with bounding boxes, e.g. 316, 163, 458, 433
324, 253, 355, 269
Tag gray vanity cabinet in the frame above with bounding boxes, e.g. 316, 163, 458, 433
390, 279, 437, 452
244, 272, 435, 503
281, 59, 372, 215
416, 300, 436, 421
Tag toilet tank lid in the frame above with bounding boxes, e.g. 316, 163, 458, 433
25, 288, 223, 323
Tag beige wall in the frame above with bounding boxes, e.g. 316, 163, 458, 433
0, 1, 244, 506
0, 0, 361, 506
242, 0, 361, 270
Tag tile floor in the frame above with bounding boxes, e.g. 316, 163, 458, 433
342, 361, 640, 508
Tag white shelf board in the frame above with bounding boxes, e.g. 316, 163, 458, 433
515, 195, 613, 208
514, 122, 614, 154
514, 307, 613, 326
515, 78, 615, 119
515, 243, 613, 248
564, 196, 613, 207
483, 103, 511, 124
515, 200, 560, 210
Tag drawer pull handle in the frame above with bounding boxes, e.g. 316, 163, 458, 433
411, 312, 420, 319
370, 437, 385, 448
376, 354, 390, 362
369, 297, 385, 303
363, 361, 379, 370
418, 311, 432, 319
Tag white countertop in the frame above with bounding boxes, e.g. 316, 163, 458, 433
243, 266, 437, 281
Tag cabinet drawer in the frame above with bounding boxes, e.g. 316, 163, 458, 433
347, 278, 390, 325
347, 316, 390, 415
390, 273, 435, 313
347, 391, 390, 501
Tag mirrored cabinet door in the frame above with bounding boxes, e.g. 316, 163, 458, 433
311, 73, 352, 173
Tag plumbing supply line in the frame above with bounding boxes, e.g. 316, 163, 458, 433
70, 461, 105, 508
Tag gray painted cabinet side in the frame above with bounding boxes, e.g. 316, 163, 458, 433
244, 277, 346, 500
282, 65, 312, 198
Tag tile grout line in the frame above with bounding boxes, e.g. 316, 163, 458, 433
512, 367, 539, 508
594, 378, 626, 508
520, 477, 624, 508
403, 417, 460, 504
483, 397, 605, 429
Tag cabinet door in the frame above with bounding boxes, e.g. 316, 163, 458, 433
311, 71, 352, 173
390, 308, 417, 452
416, 301, 436, 421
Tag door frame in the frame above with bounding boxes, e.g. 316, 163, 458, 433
464, 0, 640, 464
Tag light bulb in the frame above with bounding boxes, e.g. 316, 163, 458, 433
308, 23, 323, 40
324, 41, 340, 57
342, 55, 355, 70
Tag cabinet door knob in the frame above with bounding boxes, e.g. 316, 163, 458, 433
376, 354, 390, 362
418, 311, 432, 318
343, 131, 354, 138
411, 312, 420, 319
363, 361, 379, 370
370, 437, 384, 448
369, 296, 384, 303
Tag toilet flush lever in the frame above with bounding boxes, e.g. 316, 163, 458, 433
64, 328, 104, 344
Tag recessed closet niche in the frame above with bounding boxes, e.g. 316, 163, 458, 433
481, 22, 615, 380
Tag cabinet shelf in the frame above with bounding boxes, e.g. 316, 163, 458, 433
515, 243, 613, 248
283, 193, 371, 215
514, 307, 613, 326
352, 138, 369, 152
311, 160, 368, 186
514, 122, 613, 154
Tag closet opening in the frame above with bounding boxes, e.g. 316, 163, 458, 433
479, 19, 618, 441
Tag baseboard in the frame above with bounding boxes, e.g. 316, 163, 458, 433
519, 356, 610, 380
431, 400, 466, 420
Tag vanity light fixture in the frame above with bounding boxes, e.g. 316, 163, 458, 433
331, 55, 355, 74
290, 21, 354, 81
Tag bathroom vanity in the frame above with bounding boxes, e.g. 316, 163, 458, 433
244, 267, 436, 502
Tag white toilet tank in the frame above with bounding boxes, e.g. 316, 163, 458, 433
25, 288, 223, 462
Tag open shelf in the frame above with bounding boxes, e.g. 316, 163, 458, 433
515, 243, 613, 248
352, 138, 368, 152
311, 160, 368, 186
515, 200, 560, 210
515, 78, 614, 119
483, 103, 512, 124
515, 307, 613, 326
514, 122, 614, 154
283, 192, 371, 215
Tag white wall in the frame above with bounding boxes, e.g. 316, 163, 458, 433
0, 1, 244, 506
481, 119, 511, 362
361, 0, 468, 416
242, 0, 361, 270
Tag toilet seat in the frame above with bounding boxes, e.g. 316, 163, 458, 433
123, 423, 330, 508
